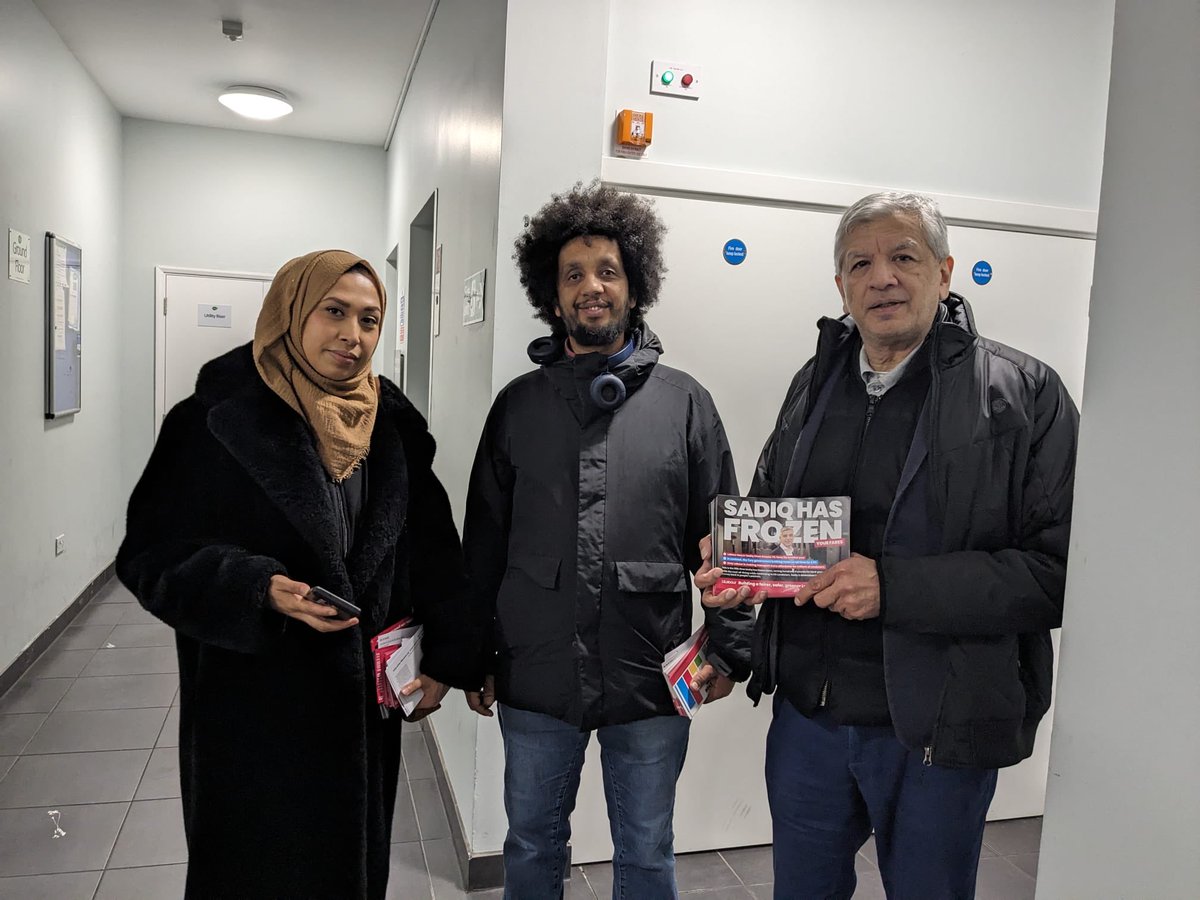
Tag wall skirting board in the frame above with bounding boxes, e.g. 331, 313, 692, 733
0, 562, 117, 698
422, 725, 504, 890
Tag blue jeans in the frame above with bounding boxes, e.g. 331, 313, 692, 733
766, 697, 997, 899
498, 704, 691, 900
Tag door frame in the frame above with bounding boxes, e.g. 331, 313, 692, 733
405, 190, 439, 423
153, 266, 273, 437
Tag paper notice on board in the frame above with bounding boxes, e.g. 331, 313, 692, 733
67, 269, 80, 329
54, 285, 67, 350
54, 244, 67, 290
52, 244, 68, 350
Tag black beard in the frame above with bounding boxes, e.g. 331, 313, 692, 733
568, 308, 630, 348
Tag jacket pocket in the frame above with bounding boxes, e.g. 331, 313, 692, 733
495, 555, 564, 651
507, 554, 561, 589
614, 561, 687, 594
1017, 631, 1053, 720
613, 560, 690, 659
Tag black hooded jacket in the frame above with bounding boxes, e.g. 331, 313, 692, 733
464, 324, 754, 730
749, 295, 1078, 768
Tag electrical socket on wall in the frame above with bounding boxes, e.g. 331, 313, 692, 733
54, 534, 65, 556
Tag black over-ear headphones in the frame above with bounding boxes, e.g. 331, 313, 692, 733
589, 339, 635, 411
527, 336, 561, 366
526, 336, 636, 411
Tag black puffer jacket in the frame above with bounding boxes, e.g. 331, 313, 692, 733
750, 296, 1078, 768
464, 324, 754, 730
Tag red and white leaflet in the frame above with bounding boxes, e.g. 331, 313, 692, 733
372, 618, 414, 709
384, 625, 425, 717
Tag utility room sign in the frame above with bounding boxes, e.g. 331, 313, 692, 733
198, 304, 232, 328
8, 229, 31, 283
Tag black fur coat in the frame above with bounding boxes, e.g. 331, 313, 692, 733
117, 344, 478, 899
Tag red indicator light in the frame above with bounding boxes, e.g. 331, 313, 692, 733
681, 73, 694, 87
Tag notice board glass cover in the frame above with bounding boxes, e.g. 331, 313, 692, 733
45, 233, 82, 418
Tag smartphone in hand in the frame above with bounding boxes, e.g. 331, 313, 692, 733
307, 586, 361, 620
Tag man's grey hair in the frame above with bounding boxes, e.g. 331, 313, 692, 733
833, 192, 950, 273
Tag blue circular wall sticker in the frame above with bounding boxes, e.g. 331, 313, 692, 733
972, 261, 993, 285
723, 239, 747, 266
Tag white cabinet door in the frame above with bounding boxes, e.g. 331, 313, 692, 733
561, 196, 1093, 861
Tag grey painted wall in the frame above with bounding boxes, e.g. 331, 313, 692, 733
1037, 3, 1200, 896
383, 0, 506, 852
0, 0, 124, 674
120, 119, 386, 493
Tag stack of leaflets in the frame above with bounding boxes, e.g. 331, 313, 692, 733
371, 618, 424, 718
710, 494, 852, 597
661, 625, 712, 719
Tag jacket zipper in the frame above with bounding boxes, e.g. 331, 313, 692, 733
820, 387, 881, 712
922, 313, 949, 765
864, 391, 880, 428
923, 674, 952, 768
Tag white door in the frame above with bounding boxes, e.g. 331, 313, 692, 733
155, 270, 271, 433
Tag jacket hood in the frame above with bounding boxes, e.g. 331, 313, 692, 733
527, 323, 663, 422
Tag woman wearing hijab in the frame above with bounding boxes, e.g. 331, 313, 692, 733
117, 250, 479, 899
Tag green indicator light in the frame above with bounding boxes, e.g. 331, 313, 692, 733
661, 71, 674, 85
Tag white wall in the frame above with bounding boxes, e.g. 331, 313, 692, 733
120, 119, 385, 491
1038, 2, 1200, 897
382, 0, 506, 853
0, 0, 124, 674
473, 0, 1115, 862
488, 0, 613, 394
605, 0, 1113, 210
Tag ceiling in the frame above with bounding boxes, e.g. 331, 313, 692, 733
33, 0, 435, 146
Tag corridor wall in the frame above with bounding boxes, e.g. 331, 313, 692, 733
0, 0, 124, 677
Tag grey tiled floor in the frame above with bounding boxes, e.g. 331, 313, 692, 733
1, 581, 1040, 898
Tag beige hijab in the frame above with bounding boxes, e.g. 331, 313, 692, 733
252, 250, 386, 482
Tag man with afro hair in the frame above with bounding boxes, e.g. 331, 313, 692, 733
463, 182, 754, 898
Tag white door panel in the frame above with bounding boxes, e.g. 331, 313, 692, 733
158, 272, 269, 430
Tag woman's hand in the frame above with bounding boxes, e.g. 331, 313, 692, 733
266, 575, 359, 633
400, 674, 448, 722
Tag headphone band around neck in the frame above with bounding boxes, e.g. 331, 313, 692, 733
607, 339, 635, 367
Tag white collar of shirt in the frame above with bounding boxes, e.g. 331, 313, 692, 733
859, 344, 918, 398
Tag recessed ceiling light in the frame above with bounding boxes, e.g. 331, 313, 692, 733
218, 85, 293, 120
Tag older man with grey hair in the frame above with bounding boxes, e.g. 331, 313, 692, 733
697, 191, 1079, 897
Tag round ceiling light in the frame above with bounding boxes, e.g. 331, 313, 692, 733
218, 85, 293, 120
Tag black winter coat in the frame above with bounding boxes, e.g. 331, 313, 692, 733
463, 325, 754, 730
116, 344, 477, 899
750, 296, 1078, 768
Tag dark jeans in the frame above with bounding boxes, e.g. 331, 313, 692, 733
766, 696, 997, 899
498, 704, 691, 899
